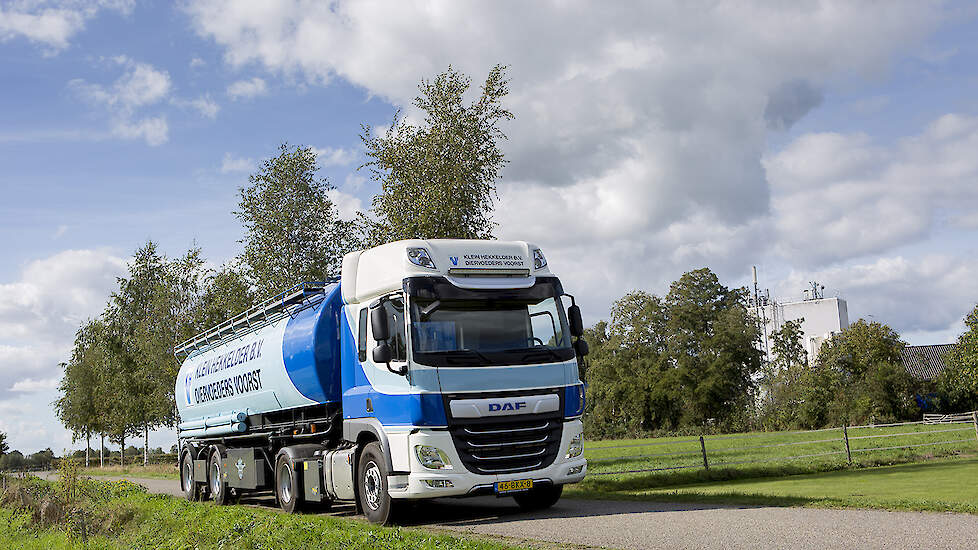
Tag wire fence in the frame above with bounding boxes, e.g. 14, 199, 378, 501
586, 412, 978, 477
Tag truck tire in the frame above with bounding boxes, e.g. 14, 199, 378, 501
209, 450, 229, 506
275, 454, 303, 514
357, 442, 397, 525
513, 484, 562, 511
180, 451, 200, 502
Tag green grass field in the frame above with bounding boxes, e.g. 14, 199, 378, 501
0, 476, 525, 550
579, 422, 977, 492
568, 457, 978, 515
77, 464, 177, 480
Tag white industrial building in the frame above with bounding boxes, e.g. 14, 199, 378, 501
754, 297, 850, 363
749, 272, 850, 364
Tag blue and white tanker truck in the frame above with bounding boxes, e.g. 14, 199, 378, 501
174, 239, 588, 524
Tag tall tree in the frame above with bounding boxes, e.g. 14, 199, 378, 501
584, 269, 762, 437
360, 64, 513, 243
107, 241, 185, 466
0, 431, 8, 455
197, 263, 254, 329
236, 144, 354, 299
816, 319, 913, 424
54, 320, 106, 466
664, 269, 762, 429
938, 304, 978, 410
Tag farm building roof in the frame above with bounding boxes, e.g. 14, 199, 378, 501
900, 344, 957, 381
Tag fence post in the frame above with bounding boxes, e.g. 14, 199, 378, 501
699, 435, 709, 470
972, 411, 978, 444
843, 424, 852, 465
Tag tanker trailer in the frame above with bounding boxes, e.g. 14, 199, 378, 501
174, 239, 589, 524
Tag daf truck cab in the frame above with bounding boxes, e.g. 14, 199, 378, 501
174, 239, 588, 524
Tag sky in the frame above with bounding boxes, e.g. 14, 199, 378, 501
2, 1, 978, 455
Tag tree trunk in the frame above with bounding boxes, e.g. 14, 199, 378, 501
99, 433, 104, 468
120, 433, 125, 467
85, 432, 90, 468
144, 423, 149, 467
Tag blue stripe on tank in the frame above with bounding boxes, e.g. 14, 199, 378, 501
281, 284, 343, 403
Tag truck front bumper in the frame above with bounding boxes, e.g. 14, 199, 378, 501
388, 419, 587, 499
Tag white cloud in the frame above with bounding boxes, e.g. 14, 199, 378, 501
186, 1, 944, 241
343, 173, 366, 191
0, 249, 128, 454
220, 152, 254, 174
53, 224, 68, 239
766, 114, 978, 265
226, 77, 267, 100
775, 255, 978, 337
326, 188, 363, 220
10, 377, 59, 393
312, 146, 357, 168
69, 58, 172, 145
0, 1, 133, 53
190, 56, 206, 68
111, 115, 168, 146
184, 1, 978, 342
172, 94, 220, 119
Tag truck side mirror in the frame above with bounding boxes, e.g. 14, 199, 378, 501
372, 342, 392, 364
370, 306, 389, 341
574, 338, 589, 357
568, 304, 584, 337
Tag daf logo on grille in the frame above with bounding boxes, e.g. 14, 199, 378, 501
489, 401, 527, 412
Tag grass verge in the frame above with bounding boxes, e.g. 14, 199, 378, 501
77, 464, 177, 480
582, 422, 978, 491
566, 456, 978, 515
0, 475, 524, 550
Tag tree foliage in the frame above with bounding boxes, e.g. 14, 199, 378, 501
938, 304, 978, 410
360, 65, 513, 244
814, 319, 914, 425
236, 143, 356, 299
585, 269, 762, 437
0, 431, 8, 455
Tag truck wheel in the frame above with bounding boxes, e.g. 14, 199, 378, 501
513, 484, 562, 511
180, 451, 200, 502
209, 450, 229, 505
357, 442, 397, 525
275, 454, 303, 514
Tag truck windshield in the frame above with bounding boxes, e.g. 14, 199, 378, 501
405, 277, 576, 367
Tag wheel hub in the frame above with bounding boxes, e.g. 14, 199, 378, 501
363, 461, 382, 511
279, 462, 293, 503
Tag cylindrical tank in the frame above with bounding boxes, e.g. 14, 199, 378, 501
175, 284, 344, 430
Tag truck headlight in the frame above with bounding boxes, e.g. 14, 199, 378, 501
415, 445, 453, 470
407, 247, 436, 269
533, 248, 547, 270
566, 433, 584, 459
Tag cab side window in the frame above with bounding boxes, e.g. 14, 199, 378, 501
358, 308, 368, 362
382, 297, 407, 362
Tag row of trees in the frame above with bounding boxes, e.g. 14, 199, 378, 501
53, 65, 512, 461
585, 270, 978, 438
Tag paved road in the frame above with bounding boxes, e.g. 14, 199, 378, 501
50, 473, 978, 549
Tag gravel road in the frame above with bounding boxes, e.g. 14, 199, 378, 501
47, 473, 978, 549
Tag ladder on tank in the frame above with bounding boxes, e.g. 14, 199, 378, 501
173, 279, 337, 359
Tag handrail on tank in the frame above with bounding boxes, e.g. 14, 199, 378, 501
173, 278, 339, 359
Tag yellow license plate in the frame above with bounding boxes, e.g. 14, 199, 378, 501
495, 479, 533, 494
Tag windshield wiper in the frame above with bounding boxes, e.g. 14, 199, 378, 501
425, 349, 494, 366
505, 346, 565, 363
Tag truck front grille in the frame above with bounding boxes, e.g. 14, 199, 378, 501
445, 393, 564, 475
